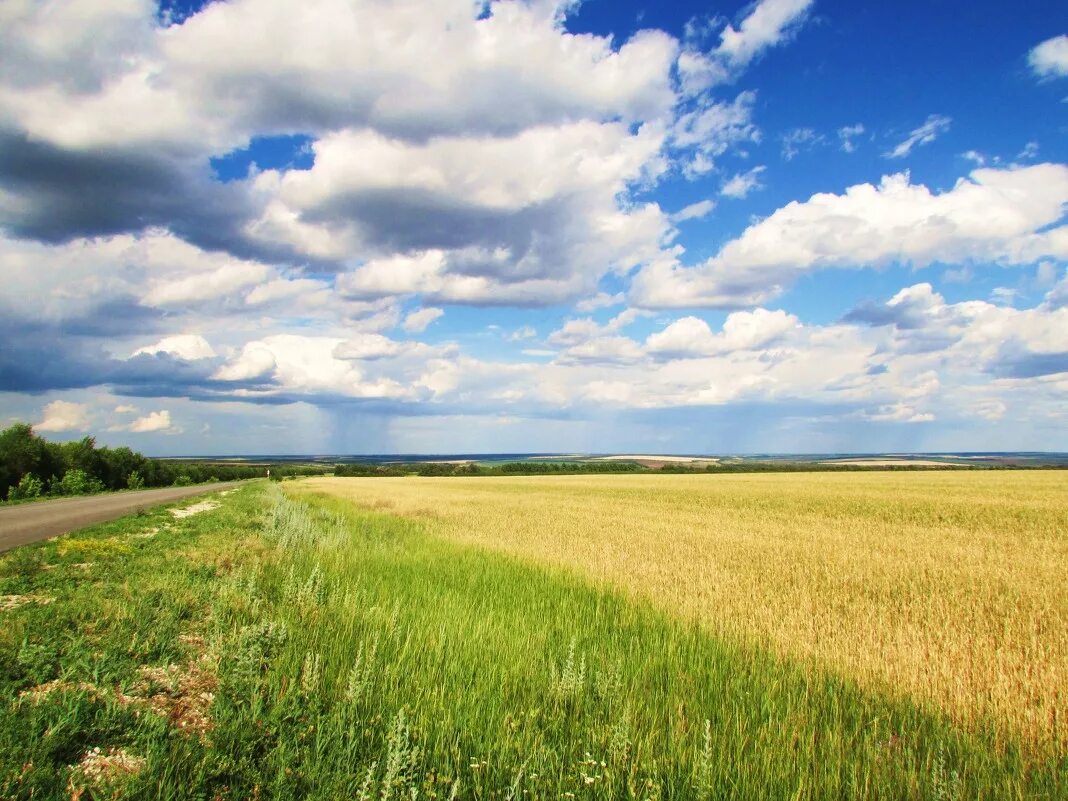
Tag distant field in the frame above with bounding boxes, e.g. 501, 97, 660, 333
296, 472, 1068, 758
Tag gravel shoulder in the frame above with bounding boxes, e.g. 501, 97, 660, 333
0, 482, 245, 552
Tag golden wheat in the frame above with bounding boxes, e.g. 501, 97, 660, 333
295, 471, 1068, 755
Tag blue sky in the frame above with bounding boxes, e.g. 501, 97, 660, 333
0, 0, 1066, 455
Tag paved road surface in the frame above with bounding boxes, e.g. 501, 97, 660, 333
0, 482, 244, 552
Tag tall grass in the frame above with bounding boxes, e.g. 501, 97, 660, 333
1, 481, 1063, 799
295, 471, 1068, 758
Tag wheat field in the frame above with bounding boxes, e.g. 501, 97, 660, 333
295, 471, 1068, 757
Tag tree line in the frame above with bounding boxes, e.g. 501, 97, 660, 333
333, 460, 648, 477
0, 423, 326, 502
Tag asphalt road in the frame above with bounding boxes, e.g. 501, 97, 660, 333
0, 482, 244, 552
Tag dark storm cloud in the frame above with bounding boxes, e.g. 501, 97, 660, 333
0, 130, 318, 268
0, 330, 115, 392
0, 320, 276, 398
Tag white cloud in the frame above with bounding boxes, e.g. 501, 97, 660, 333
1018, 141, 1040, 160
575, 292, 625, 312
210, 333, 464, 401
838, 123, 864, 153
973, 400, 1007, 421
142, 261, 272, 307
128, 410, 173, 433
508, 325, 537, 341
332, 333, 403, 361
781, 127, 822, 160
677, 0, 813, 93
402, 307, 444, 333
245, 278, 331, 308
885, 114, 951, 159
1029, 35, 1068, 79
673, 91, 760, 176
646, 309, 799, 358
672, 199, 716, 222
212, 342, 278, 382
715, 0, 814, 70
721, 165, 766, 198
114, 404, 138, 414
36, 400, 90, 432
0, 0, 679, 153
631, 164, 1068, 308
259, 120, 671, 303
547, 308, 643, 348
990, 287, 1018, 305
0, 0, 688, 318
133, 334, 216, 361
863, 403, 934, 423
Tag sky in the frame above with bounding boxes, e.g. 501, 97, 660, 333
0, 0, 1066, 456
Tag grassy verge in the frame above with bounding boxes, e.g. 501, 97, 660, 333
0, 482, 1062, 799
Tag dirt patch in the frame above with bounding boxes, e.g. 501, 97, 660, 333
170, 501, 220, 518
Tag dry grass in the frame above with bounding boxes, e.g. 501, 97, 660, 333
295, 471, 1068, 756
68, 747, 144, 799
1, 593, 55, 611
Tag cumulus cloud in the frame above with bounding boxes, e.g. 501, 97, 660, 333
127, 410, 174, 433
0, 0, 804, 350
7, 0, 1061, 445
631, 164, 1068, 308
209, 333, 465, 402
844, 282, 1068, 378
133, 335, 216, 361
884, 114, 951, 159
646, 309, 799, 358
36, 400, 91, 432
0, 0, 691, 307
1029, 34, 1068, 79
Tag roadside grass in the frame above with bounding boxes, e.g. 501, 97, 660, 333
1, 482, 1063, 799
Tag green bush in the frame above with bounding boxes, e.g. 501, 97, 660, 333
7, 473, 43, 500
172, 474, 193, 487
126, 470, 145, 490
56, 468, 104, 496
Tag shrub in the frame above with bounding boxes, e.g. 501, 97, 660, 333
56, 468, 104, 496
127, 470, 145, 490
7, 473, 43, 501
173, 474, 193, 487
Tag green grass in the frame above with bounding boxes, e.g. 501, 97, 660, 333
0, 482, 1062, 799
